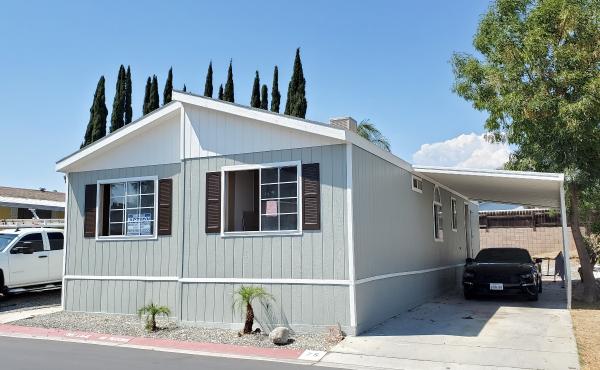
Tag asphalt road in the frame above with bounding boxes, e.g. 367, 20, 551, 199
0, 336, 335, 370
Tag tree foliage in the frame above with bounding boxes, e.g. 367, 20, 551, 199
271, 66, 281, 113
81, 76, 108, 148
110, 65, 126, 132
452, 0, 600, 301
143, 77, 152, 115
284, 48, 307, 118
204, 61, 213, 98
357, 120, 391, 151
149, 75, 160, 112
218, 84, 224, 100
233, 286, 273, 334
260, 84, 268, 110
163, 67, 173, 105
251, 71, 261, 108
124, 66, 132, 124
223, 60, 235, 102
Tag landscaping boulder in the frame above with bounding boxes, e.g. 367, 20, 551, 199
269, 326, 290, 345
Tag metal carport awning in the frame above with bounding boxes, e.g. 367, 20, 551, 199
413, 166, 571, 307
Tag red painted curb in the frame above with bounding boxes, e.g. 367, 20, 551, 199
0, 324, 304, 360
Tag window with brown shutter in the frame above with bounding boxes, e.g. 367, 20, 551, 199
302, 163, 321, 230
205, 172, 221, 233
158, 178, 172, 235
84, 184, 97, 238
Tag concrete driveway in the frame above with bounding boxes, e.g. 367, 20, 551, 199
319, 281, 579, 370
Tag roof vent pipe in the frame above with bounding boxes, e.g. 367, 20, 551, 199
330, 117, 357, 132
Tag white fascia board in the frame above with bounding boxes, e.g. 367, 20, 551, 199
173, 91, 347, 141
0, 196, 65, 209
413, 166, 564, 182
55, 102, 183, 173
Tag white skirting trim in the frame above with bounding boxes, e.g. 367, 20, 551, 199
63, 264, 463, 286
355, 263, 463, 285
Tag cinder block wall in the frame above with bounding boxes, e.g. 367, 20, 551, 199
480, 226, 580, 258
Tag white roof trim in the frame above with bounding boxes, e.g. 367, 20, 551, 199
55, 102, 183, 172
413, 166, 564, 182
0, 196, 65, 209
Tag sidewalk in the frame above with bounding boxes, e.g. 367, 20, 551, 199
0, 323, 327, 364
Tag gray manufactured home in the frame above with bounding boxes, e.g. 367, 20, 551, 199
56, 91, 480, 335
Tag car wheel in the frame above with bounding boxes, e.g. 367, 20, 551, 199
538, 280, 543, 293
464, 290, 475, 300
527, 290, 539, 301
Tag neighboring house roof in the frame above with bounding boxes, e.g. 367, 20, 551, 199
0, 186, 65, 211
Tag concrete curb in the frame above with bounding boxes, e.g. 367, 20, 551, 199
0, 324, 325, 365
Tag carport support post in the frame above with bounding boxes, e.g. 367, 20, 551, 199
559, 182, 572, 309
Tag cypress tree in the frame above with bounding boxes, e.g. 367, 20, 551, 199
250, 71, 261, 108
110, 65, 126, 132
284, 48, 307, 118
271, 66, 281, 113
182, 84, 187, 92
143, 77, 151, 115
163, 67, 173, 105
204, 61, 213, 97
81, 76, 108, 148
218, 84, 224, 100
149, 75, 160, 112
260, 84, 268, 110
223, 60, 234, 102
124, 66, 132, 124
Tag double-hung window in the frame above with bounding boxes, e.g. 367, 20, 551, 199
222, 162, 301, 234
97, 177, 157, 239
433, 186, 443, 241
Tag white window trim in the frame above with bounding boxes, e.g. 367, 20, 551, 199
451, 197, 458, 232
95, 176, 159, 241
433, 186, 443, 242
411, 175, 423, 193
220, 161, 303, 237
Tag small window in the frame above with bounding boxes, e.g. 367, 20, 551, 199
433, 186, 443, 241
47, 232, 64, 250
411, 175, 423, 193
97, 177, 157, 239
223, 163, 300, 233
11, 233, 45, 254
451, 198, 458, 231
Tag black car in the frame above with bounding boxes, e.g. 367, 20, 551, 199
463, 248, 542, 300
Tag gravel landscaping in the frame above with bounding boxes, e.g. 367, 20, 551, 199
12, 311, 338, 351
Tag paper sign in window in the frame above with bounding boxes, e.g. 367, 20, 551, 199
265, 200, 278, 215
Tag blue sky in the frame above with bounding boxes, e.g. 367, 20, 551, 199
0, 1, 502, 192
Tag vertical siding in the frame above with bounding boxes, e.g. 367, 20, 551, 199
181, 144, 349, 281
65, 163, 182, 277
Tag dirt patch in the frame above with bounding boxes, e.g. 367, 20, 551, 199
571, 282, 600, 370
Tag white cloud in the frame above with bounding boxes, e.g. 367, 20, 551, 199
412, 133, 511, 170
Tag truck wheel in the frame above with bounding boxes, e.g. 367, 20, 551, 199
527, 289, 539, 301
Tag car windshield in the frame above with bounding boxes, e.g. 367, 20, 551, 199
0, 234, 17, 251
475, 248, 532, 263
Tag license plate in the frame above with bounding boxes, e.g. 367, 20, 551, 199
490, 283, 504, 291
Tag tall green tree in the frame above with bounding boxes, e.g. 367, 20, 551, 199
124, 66, 132, 124
250, 71, 261, 108
260, 84, 268, 110
270, 66, 281, 113
218, 84, 224, 100
284, 48, 307, 118
223, 60, 235, 102
357, 120, 391, 151
452, 0, 600, 302
204, 61, 213, 98
163, 67, 173, 105
143, 77, 151, 115
182, 84, 187, 92
110, 65, 126, 132
81, 76, 108, 148
149, 75, 160, 112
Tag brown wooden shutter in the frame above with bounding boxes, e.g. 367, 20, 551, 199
157, 178, 173, 236
302, 163, 321, 230
84, 184, 97, 238
205, 172, 221, 233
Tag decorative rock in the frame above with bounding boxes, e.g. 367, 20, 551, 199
269, 326, 290, 345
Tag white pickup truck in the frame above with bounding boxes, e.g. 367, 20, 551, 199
0, 228, 63, 294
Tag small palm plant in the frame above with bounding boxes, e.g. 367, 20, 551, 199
357, 119, 391, 152
233, 286, 274, 334
137, 302, 171, 332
